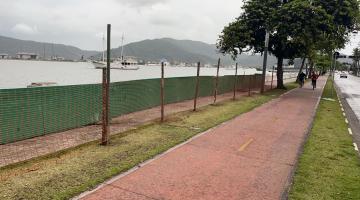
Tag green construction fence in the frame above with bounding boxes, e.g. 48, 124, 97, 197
0, 74, 263, 144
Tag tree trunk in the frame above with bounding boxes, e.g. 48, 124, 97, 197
276, 56, 286, 89
296, 57, 306, 82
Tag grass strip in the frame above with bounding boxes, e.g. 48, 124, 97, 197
289, 79, 360, 199
0, 84, 297, 200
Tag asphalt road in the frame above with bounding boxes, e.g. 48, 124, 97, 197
335, 73, 360, 154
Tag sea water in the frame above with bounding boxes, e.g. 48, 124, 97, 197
0, 60, 260, 89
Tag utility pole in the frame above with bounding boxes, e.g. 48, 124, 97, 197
261, 31, 270, 93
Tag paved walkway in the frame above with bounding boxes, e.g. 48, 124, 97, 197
78, 76, 327, 200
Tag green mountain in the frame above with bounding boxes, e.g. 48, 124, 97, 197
0, 35, 97, 60
101, 38, 278, 67
0, 35, 279, 67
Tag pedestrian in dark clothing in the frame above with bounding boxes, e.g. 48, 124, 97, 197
298, 71, 306, 88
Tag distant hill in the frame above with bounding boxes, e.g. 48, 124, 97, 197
98, 38, 279, 67
0, 35, 98, 60
0, 35, 280, 67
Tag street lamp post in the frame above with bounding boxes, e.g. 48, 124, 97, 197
331, 52, 340, 97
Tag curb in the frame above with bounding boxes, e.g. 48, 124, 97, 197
281, 76, 328, 200
334, 81, 360, 155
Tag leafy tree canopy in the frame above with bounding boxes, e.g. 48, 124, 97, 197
218, 0, 360, 88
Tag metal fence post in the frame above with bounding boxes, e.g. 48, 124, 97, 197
160, 62, 165, 122
233, 63, 238, 100
213, 58, 220, 104
193, 62, 201, 111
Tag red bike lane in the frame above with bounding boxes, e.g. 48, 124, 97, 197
78, 77, 327, 200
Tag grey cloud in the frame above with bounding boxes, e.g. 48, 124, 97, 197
149, 17, 175, 26
12, 23, 39, 35
0, 0, 246, 50
115, 0, 167, 7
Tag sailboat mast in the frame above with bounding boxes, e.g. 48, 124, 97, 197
102, 34, 105, 62
120, 34, 124, 63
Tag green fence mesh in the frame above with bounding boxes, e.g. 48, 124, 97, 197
0, 75, 262, 144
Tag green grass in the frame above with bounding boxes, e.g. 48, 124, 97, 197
0, 84, 297, 200
289, 79, 360, 200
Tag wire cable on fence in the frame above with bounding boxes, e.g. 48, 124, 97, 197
0, 67, 279, 168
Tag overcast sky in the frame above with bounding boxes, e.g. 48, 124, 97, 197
0, 0, 358, 54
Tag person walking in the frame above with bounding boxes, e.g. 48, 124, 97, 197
311, 71, 319, 90
298, 71, 306, 88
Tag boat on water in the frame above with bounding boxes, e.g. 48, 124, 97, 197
90, 34, 139, 70
91, 60, 106, 69
89, 60, 140, 70
27, 82, 57, 88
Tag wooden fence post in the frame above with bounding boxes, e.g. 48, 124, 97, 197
101, 24, 111, 145
271, 65, 274, 89
213, 58, 220, 104
233, 63, 238, 100
102, 68, 108, 145
160, 62, 165, 122
248, 74, 251, 96
193, 62, 201, 111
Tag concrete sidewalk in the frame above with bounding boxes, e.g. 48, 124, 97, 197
78, 77, 326, 200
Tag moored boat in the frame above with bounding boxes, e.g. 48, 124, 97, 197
27, 82, 57, 88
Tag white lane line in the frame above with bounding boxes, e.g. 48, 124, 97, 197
345, 118, 349, 124
343, 112, 346, 117
348, 128, 353, 135
354, 143, 359, 152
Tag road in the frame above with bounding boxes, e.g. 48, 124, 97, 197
335, 73, 360, 154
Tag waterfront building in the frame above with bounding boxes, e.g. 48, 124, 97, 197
0, 53, 9, 59
16, 52, 39, 60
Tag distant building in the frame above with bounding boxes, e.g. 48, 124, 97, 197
16, 52, 38, 60
51, 56, 65, 61
147, 61, 159, 66
0, 53, 9, 59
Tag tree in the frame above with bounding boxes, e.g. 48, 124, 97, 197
313, 53, 332, 74
313, 0, 360, 55
351, 47, 360, 75
218, 0, 332, 89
